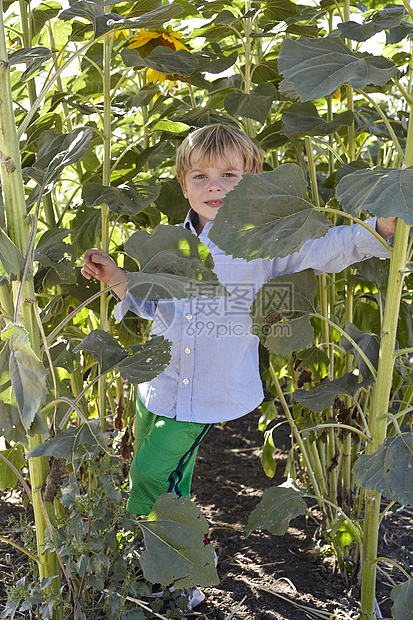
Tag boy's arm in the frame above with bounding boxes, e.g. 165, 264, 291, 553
376, 216, 397, 240
266, 217, 393, 279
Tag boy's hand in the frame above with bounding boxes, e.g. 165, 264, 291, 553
376, 217, 397, 240
81, 248, 127, 300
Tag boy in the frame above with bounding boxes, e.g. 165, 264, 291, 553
82, 124, 395, 604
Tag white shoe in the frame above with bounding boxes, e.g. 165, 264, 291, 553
185, 586, 205, 610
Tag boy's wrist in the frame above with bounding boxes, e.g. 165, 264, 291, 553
107, 270, 126, 288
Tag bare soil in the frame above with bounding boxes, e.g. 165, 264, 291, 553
0, 407, 412, 619
190, 408, 413, 620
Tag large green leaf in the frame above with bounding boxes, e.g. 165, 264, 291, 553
93, 2, 184, 37
35, 229, 77, 280
342, 321, 380, 380
195, 49, 238, 75
390, 579, 413, 620
250, 271, 317, 354
30, 130, 69, 170
8, 46, 51, 66
70, 205, 102, 251
155, 179, 190, 223
32, 1, 62, 37
245, 483, 307, 536
121, 47, 198, 77
214, 9, 239, 25
0, 402, 26, 445
74, 332, 171, 382
265, 315, 314, 356
251, 60, 279, 85
353, 106, 406, 143
0, 229, 24, 279
224, 83, 276, 124
256, 122, 289, 150
278, 36, 396, 101
386, 22, 413, 45
59, 0, 104, 23
353, 433, 413, 506
2, 324, 48, 432
0, 343, 25, 444
352, 257, 389, 290
26, 420, 110, 463
336, 166, 413, 224
139, 494, 218, 588
47, 339, 80, 374
263, 0, 301, 21
209, 165, 331, 260
125, 225, 229, 300
338, 5, 405, 42
74, 330, 128, 374
44, 128, 93, 185
0, 445, 25, 491
83, 179, 160, 216
150, 120, 189, 134
293, 372, 360, 413
282, 102, 354, 136
116, 337, 172, 384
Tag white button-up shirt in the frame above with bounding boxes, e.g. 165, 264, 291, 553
114, 211, 390, 424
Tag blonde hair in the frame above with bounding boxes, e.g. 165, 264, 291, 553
176, 124, 264, 181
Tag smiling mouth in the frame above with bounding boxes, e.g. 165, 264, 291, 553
205, 200, 223, 208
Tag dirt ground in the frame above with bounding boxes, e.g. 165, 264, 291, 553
190, 409, 413, 620
0, 407, 412, 620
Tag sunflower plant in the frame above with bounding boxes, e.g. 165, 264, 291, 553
0, 0, 412, 619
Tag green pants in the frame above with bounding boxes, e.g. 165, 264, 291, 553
127, 398, 212, 516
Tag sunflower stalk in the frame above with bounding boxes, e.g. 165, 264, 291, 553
0, 4, 61, 615
360, 169, 411, 620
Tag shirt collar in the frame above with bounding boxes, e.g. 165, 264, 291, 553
184, 209, 213, 236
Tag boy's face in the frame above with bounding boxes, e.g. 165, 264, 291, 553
180, 148, 244, 231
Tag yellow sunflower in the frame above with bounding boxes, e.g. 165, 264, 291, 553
128, 28, 188, 84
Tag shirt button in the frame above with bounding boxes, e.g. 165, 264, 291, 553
183, 378, 190, 385
184, 347, 191, 354
186, 313, 192, 320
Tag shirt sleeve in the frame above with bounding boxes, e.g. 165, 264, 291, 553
264, 217, 391, 279
113, 292, 157, 322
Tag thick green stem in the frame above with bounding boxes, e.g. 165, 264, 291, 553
19, 1, 37, 107
360, 101, 413, 618
360, 219, 410, 619
0, 6, 61, 610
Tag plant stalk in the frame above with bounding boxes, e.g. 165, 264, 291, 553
360, 101, 413, 618
0, 5, 61, 609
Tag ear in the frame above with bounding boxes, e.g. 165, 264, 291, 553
179, 177, 188, 198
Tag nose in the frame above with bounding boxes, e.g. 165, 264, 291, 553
207, 178, 223, 191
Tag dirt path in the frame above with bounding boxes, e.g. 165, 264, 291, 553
191, 408, 412, 620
